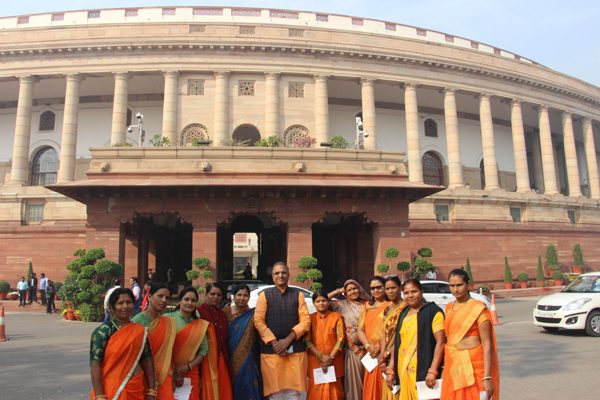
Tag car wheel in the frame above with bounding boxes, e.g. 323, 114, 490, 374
585, 311, 600, 337
542, 327, 559, 333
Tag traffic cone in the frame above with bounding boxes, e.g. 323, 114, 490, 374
490, 294, 502, 326
0, 305, 9, 341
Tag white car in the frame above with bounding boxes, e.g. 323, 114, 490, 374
416, 280, 492, 309
533, 272, 600, 337
248, 285, 317, 314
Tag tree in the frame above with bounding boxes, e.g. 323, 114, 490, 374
413, 247, 435, 279
573, 244, 584, 266
27, 261, 33, 282
536, 255, 545, 282
396, 261, 411, 283
331, 135, 350, 149
297, 256, 318, 270
504, 257, 513, 283
190, 257, 212, 293
384, 247, 399, 269
297, 256, 322, 291
546, 244, 560, 271
466, 259, 474, 285
376, 263, 390, 275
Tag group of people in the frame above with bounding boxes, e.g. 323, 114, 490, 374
89, 262, 499, 400
16, 273, 58, 314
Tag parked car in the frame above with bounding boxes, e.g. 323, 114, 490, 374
533, 272, 600, 337
410, 280, 492, 309
220, 279, 269, 308
248, 285, 318, 314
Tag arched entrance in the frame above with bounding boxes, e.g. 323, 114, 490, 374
232, 124, 261, 146
216, 214, 286, 282
422, 152, 444, 186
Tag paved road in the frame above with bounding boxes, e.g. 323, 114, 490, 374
1, 297, 598, 399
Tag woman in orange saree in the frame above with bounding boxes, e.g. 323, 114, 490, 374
164, 287, 217, 400
441, 270, 499, 400
90, 288, 156, 400
357, 276, 390, 400
132, 283, 177, 400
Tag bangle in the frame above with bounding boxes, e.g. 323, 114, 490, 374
427, 368, 439, 376
187, 363, 192, 372
386, 367, 394, 375
482, 376, 493, 381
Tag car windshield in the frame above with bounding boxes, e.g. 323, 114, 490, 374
562, 276, 600, 293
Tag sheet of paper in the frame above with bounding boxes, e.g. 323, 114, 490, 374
480, 392, 488, 400
313, 366, 336, 384
288, 345, 294, 354
393, 385, 400, 394
416, 379, 442, 399
361, 353, 378, 373
174, 378, 193, 400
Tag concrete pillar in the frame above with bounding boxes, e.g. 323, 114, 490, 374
213, 71, 230, 146
162, 71, 179, 145
9, 76, 37, 185
443, 88, 463, 188
510, 100, 531, 192
361, 79, 377, 150
264, 72, 280, 138
537, 106, 559, 195
286, 220, 313, 279
405, 83, 423, 183
110, 72, 130, 145
314, 75, 330, 144
582, 118, 600, 199
477, 94, 500, 190
57, 74, 84, 183
562, 112, 582, 197
530, 132, 544, 192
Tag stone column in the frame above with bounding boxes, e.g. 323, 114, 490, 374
162, 71, 179, 145
361, 78, 377, 150
443, 88, 463, 188
264, 72, 280, 138
582, 118, 600, 199
213, 71, 230, 146
57, 74, 84, 183
110, 72, 130, 145
314, 75, 330, 144
405, 83, 423, 183
562, 112, 582, 197
285, 220, 314, 278
530, 132, 544, 191
537, 106, 559, 195
510, 100, 531, 192
477, 94, 500, 190
9, 76, 37, 185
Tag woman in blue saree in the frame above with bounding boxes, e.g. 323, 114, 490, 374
224, 284, 263, 400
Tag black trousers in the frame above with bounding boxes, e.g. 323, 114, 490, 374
28, 287, 37, 302
19, 290, 27, 305
40, 289, 46, 305
46, 296, 55, 312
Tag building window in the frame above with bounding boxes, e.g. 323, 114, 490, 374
39, 111, 56, 131
385, 24, 396, 31
288, 82, 305, 98
316, 14, 328, 22
416, 28, 427, 36
188, 80, 205, 95
471, 42, 479, 49
126, 108, 132, 128
568, 210, 576, 225
422, 152, 444, 186
88, 11, 101, 19
435, 205, 449, 222
289, 29, 304, 37
494, 48, 501, 55
239, 26, 256, 34
424, 118, 438, 138
232, 9, 261, 17
445, 35, 454, 43
352, 19, 364, 26
270, 11, 299, 19
510, 207, 521, 223
238, 81, 255, 96
283, 125, 311, 147
52, 13, 65, 21
189, 25, 206, 33
181, 124, 210, 146
125, 9, 138, 17
32, 147, 58, 186
27, 204, 44, 224
18, 16, 30, 24
162, 8, 176, 16
193, 8, 223, 15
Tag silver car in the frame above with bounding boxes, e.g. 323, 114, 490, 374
413, 280, 492, 309
247, 285, 317, 314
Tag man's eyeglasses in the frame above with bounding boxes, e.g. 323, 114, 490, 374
369, 285, 383, 291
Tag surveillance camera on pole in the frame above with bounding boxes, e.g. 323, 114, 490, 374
127, 112, 145, 146
355, 116, 368, 149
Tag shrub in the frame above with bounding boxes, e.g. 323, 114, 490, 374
90, 284, 105, 296
294, 272, 308, 284
0, 281, 10, 293
396, 261, 411, 272
186, 270, 200, 281
546, 244, 559, 269
27, 262, 33, 282
541, 281, 550, 288
331, 135, 350, 149
54, 281, 63, 293
298, 256, 318, 270
95, 260, 124, 277
478, 285, 491, 292
573, 244, 584, 266
77, 290, 92, 303
112, 142, 132, 147
73, 249, 86, 257
149, 134, 171, 147
417, 248, 433, 258
201, 270, 213, 281
536, 255, 545, 281
292, 135, 317, 148
79, 303, 103, 323
191, 138, 213, 147
504, 257, 513, 283
384, 247, 399, 268
192, 257, 210, 270
221, 138, 251, 147
552, 270, 564, 281
79, 265, 97, 280
376, 264, 389, 274
414, 258, 435, 276
255, 135, 283, 147
311, 282, 323, 292
78, 279, 92, 290
306, 269, 323, 282
517, 272, 529, 282
466, 259, 474, 284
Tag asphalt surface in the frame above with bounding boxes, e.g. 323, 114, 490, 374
0, 296, 598, 399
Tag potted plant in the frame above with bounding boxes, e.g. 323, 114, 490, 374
572, 244, 584, 274
536, 255, 545, 286
66, 308, 76, 320
0, 280, 10, 300
61, 309, 68, 320
54, 282, 63, 300
540, 281, 550, 291
530, 282, 537, 288
478, 285, 491, 297
8, 291, 19, 301
552, 270, 564, 286
546, 244, 560, 276
466, 259, 475, 290
513, 282, 521, 289
488, 283, 495, 291
517, 272, 529, 288
73, 310, 82, 321
548, 279, 555, 287
504, 257, 513, 289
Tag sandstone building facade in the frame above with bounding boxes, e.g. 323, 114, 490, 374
0, 6, 599, 287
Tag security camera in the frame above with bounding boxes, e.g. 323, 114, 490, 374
363, 130, 369, 137
355, 116, 363, 130
136, 112, 142, 120
127, 127, 133, 134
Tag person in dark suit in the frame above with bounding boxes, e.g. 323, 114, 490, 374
29, 273, 39, 304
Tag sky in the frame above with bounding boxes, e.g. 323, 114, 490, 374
2, 0, 599, 87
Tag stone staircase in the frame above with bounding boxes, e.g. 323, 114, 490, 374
0, 299, 63, 313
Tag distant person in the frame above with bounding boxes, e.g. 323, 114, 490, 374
17, 277, 28, 307
167, 269, 177, 297
130, 277, 142, 316
243, 263, 253, 280
465, 183, 470, 189
148, 268, 156, 284
29, 273, 39, 304
141, 282, 152, 311
45, 280, 57, 314
426, 270, 437, 280
39, 273, 48, 306
103, 279, 121, 323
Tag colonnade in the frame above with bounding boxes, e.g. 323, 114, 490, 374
6, 71, 600, 200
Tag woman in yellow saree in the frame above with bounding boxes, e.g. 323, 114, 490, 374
377, 276, 407, 400
386, 279, 446, 400
441, 269, 499, 400
132, 283, 177, 400
357, 276, 390, 400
